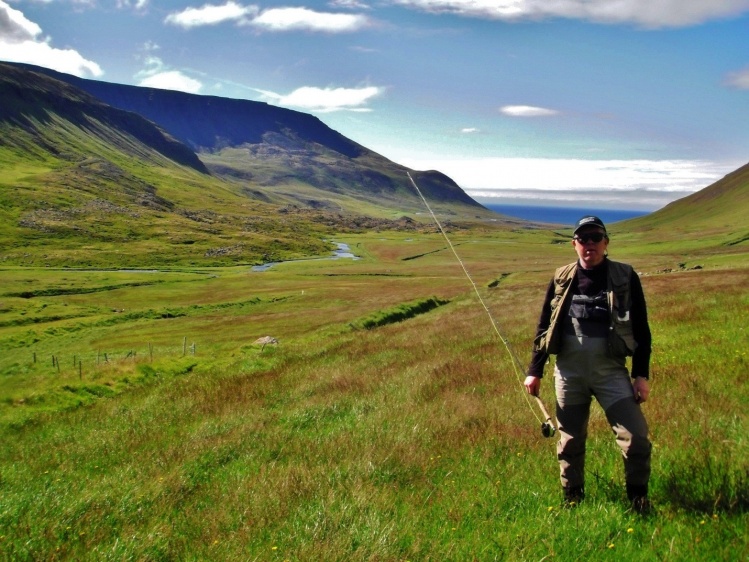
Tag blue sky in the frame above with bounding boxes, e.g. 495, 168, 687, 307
2, 0, 748, 210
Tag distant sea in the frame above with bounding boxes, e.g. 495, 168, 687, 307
482, 204, 649, 226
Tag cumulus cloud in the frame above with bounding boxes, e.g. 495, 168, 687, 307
138, 70, 203, 93
500, 105, 559, 117
725, 67, 749, 89
165, 2, 370, 32
165, 1, 257, 28
0, 0, 102, 77
135, 56, 203, 94
249, 7, 370, 32
390, 0, 749, 28
256, 85, 383, 112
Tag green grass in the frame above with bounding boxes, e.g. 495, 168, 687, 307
1, 227, 747, 561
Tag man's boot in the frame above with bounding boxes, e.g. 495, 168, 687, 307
563, 485, 585, 507
626, 483, 652, 514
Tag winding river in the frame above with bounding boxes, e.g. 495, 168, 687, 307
251, 242, 359, 272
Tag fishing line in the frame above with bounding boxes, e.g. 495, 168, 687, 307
407, 172, 555, 438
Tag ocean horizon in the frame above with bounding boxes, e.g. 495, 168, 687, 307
482, 204, 649, 227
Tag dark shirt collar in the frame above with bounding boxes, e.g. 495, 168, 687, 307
578, 257, 608, 272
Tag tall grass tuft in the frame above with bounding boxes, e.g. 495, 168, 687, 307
661, 447, 749, 513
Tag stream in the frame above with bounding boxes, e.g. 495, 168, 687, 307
251, 242, 359, 272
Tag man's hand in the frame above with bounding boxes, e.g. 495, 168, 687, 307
524, 375, 541, 397
633, 376, 650, 404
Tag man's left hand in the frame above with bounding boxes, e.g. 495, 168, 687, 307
633, 377, 650, 404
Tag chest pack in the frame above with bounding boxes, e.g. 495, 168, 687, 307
533, 260, 637, 357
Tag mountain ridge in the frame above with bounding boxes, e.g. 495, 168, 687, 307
0, 63, 209, 174
9, 62, 483, 213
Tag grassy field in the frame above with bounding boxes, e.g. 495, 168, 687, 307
1, 226, 747, 561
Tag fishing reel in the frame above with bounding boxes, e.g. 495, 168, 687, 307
541, 420, 556, 438
533, 395, 556, 438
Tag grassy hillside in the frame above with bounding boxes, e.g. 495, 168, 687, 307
0, 132, 334, 268
605, 161, 749, 270
617, 161, 748, 240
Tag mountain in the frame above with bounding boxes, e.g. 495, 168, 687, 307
15, 64, 366, 157
10, 62, 484, 214
0, 63, 498, 268
0, 64, 208, 174
622, 161, 748, 244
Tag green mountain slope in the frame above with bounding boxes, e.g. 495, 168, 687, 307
0, 64, 207, 174
11, 62, 488, 217
623, 162, 748, 240
0, 65, 345, 267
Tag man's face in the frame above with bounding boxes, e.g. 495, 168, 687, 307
572, 227, 609, 268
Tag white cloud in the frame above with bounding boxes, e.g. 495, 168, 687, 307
725, 67, 749, 89
0, 0, 41, 42
257, 85, 383, 112
391, 0, 749, 28
461, 127, 479, 133
165, 1, 258, 29
164, 3, 370, 32
117, 0, 150, 10
135, 56, 203, 93
0, 0, 102, 77
249, 7, 370, 32
141, 40, 160, 52
138, 70, 203, 93
398, 156, 740, 208
500, 105, 559, 117
330, 0, 373, 10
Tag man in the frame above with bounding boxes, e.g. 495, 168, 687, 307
524, 216, 653, 513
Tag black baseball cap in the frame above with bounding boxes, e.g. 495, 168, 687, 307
573, 215, 607, 235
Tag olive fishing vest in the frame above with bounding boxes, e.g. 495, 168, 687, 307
533, 259, 637, 358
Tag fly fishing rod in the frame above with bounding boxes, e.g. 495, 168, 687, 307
407, 172, 555, 438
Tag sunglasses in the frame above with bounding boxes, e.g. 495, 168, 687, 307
574, 232, 607, 244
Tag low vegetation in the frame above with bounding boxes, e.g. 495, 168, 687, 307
1, 226, 747, 561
